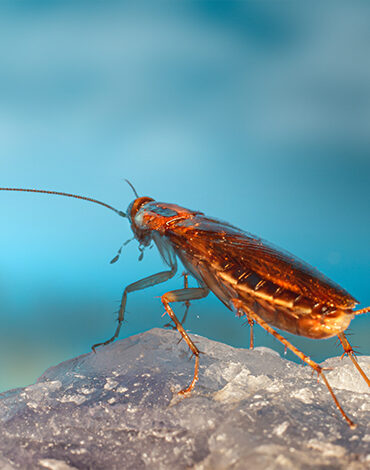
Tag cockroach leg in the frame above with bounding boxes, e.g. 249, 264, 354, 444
164, 272, 191, 329
338, 332, 370, 387
161, 286, 209, 394
92, 265, 178, 351
232, 299, 356, 429
236, 307, 254, 349
245, 313, 254, 349
180, 272, 191, 325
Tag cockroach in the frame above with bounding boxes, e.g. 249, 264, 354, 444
1, 184, 369, 428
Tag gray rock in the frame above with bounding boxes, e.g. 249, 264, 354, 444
0, 328, 369, 469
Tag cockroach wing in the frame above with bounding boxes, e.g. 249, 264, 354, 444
165, 215, 357, 309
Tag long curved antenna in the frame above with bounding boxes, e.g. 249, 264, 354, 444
125, 179, 139, 198
0, 187, 126, 218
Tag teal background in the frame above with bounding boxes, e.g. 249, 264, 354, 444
0, 1, 369, 391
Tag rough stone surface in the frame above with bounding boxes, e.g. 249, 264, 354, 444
0, 328, 369, 469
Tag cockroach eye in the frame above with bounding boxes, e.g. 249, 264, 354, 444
0, 185, 368, 429
126, 201, 135, 223
134, 210, 146, 228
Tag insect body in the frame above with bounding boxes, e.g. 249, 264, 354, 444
1, 186, 369, 428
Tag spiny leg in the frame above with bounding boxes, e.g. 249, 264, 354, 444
338, 332, 370, 387
164, 272, 192, 329
161, 286, 209, 394
232, 299, 356, 429
236, 307, 254, 348
92, 263, 177, 351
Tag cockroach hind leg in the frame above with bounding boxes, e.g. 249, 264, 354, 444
319, 372, 356, 429
246, 316, 254, 349
231, 299, 357, 428
338, 332, 370, 387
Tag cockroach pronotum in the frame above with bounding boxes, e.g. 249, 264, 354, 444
1, 184, 369, 428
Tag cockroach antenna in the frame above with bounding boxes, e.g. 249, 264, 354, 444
125, 179, 139, 198
0, 187, 127, 218
2, 182, 369, 428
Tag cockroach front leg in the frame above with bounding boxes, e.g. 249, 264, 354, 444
232, 299, 356, 429
338, 332, 370, 387
92, 263, 177, 351
161, 286, 209, 394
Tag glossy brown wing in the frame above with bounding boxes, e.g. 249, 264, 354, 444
166, 215, 357, 309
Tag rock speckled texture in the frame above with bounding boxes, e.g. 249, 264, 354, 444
0, 328, 369, 469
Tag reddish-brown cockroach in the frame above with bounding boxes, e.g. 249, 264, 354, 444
1, 184, 369, 428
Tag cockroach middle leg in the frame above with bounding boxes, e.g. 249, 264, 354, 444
164, 272, 191, 329
92, 264, 177, 351
232, 299, 356, 428
338, 332, 370, 387
161, 286, 209, 394
180, 273, 191, 325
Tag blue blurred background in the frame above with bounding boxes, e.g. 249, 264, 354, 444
0, 1, 369, 392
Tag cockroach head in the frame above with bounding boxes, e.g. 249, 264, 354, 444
127, 196, 154, 246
